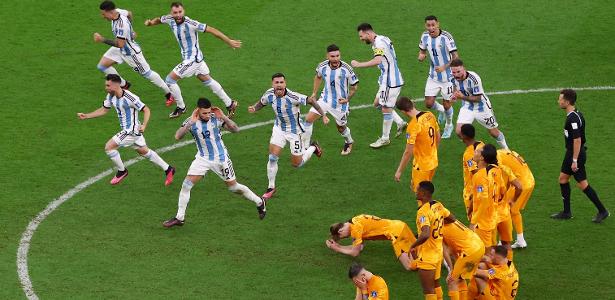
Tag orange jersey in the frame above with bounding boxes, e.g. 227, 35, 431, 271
406, 111, 440, 171
463, 141, 485, 201
443, 220, 484, 254
496, 165, 517, 223
416, 201, 450, 264
487, 261, 520, 300
356, 275, 389, 300
497, 149, 535, 186
349, 215, 406, 246
471, 165, 504, 230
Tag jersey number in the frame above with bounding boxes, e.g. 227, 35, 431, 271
294, 140, 301, 151
428, 126, 435, 146
201, 130, 211, 140
431, 48, 439, 57
431, 216, 444, 239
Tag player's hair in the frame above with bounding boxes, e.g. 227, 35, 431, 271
170, 2, 184, 8
327, 44, 340, 53
356, 23, 373, 32
425, 15, 438, 22
99, 1, 115, 11
560, 88, 577, 105
329, 223, 345, 241
418, 181, 435, 195
494, 245, 508, 258
395, 96, 415, 112
460, 124, 476, 139
197, 97, 212, 108
348, 262, 365, 279
482, 144, 498, 165
271, 72, 285, 80
450, 58, 464, 67
105, 74, 122, 83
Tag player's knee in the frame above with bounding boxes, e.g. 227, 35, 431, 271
165, 75, 177, 85
140, 70, 152, 78
97, 64, 108, 72
268, 154, 279, 163
228, 183, 240, 193
182, 179, 194, 190
292, 160, 304, 168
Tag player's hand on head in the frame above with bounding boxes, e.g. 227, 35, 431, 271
93, 33, 104, 43
211, 106, 225, 118
190, 108, 200, 122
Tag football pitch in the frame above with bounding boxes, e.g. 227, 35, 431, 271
2, 0, 615, 299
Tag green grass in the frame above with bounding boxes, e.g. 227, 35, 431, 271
2, 0, 615, 299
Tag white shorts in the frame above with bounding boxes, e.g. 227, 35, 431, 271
187, 156, 236, 181
457, 107, 499, 129
424, 77, 454, 100
111, 130, 147, 148
308, 100, 349, 126
172, 59, 210, 79
269, 125, 304, 156
103, 47, 151, 75
376, 86, 402, 108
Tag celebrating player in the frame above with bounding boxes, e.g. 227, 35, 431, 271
348, 262, 389, 300
460, 124, 484, 219
351, 23, 407, 148
162, 98, 266, 228
418, 15, 459, 138
304, 44, 358, 155
248, 73, 328, 200
144, 2, 241, 118
94, 1, 174, 105
327, 214, 416, 271
77, 74, 175, 185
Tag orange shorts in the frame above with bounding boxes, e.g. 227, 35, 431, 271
475, 227, 494, 248
511, 180, 535, 213
493, 218, 513, 243
451, 247, 485, 280
391, 222, 416, 258
416, 258, 443, 280
411, 167, 436, 192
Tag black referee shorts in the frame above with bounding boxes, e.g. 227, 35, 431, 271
561, 149, 587, 182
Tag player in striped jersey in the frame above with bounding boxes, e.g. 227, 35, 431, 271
77, 74, 176, 185
418, 15, 459, 139
450, 59, 509, 149
304, 44, 358, 155
248, 73, 328, 200
145, 2, 241, 119
94, 1, 174, 106
162, 98, 266, 228
352, 23, 407, 149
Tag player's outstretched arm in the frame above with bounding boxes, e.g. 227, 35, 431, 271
93, 33, 126, 48
248, 101, 265, 113
144, 17, 162, 26
351, 56, 382, 68
206, 26, 241, 49
175, 108, 199, 140
77, 107, 109, 120
307, 97, 329, 125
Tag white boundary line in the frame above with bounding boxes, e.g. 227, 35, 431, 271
16, 86, 615, 299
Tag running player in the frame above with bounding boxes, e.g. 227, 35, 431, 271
144, 2, 241, 118
418, 15, 459, 138
94, 1, 174, 105
327, 214, 416, 270
394, 97, 440, 192
248, 73, 328, 200
473, 245, 520, 299
305, 44, 359, 155
460, 124, 484, 219
348, 262, 389, 300
449, 59, 509, 149
351, 23, 407, 148
162, 98, 266, 228
77, 74, 175, 185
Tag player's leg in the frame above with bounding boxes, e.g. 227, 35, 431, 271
389, 87, 407, 137
330, 108, 353, 155
303, 106, 323, 149
394, 224, 416, 270
264, 129, 284, 199
440, 80, 456, 137
455, 107, 474, 138
167, 62, 188, 118
371, 88, 393, 147
418, 268, 437, 299
497, 219, 514, 260
163, 174, 203, 227
511, 182, 533, 248
135, 142, 175, 186
124, 52, 173, 103
218, 158, 266, 219
105, 136, 128, 184
291, 133, 320, 168
479, 109, 508, 149
573, 153, 609, 222
98, 48, 128, 87
424, 78, 446, 124
197, 70, 237, 116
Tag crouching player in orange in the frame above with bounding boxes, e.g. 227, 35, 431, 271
348, 262, 389, 300
471, 245, 520, 300
492, 163, 522, 260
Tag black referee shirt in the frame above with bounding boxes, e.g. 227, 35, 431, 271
564, 109, 586, 151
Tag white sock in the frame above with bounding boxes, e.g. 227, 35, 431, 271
143, 150, 169, 171
166, 75, 185, 109
176, 179, 194, 221
229, 183, 263, 206
144, 71, 171, 94
442, 258, 452, 272
106, 150, 125, 171
496, 132, 509, 149
517, 233, 525, 242
267, 154, 278, 189
432, 101, 445, 113
391, 110, 405, 126
341, 127, 353, 144
445, 107, 454, 125
300, 146, 316, 166
302, 121, 313, 150
382, 113, 393, 140
203, 79, 232, 107
98, 65, 126, 87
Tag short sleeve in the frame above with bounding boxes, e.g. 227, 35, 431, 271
440, 205, 451, 218
487, 267, 506, 280
350, 224, 364, 246
160, 15, 173, 25
373, 39, 386, 57
181, 117, 192, 127
115, 18, 130, 39
417, 211, 430, 230
470, 73, 485, 95
315, 65, 324, 78
260, 93, 271, 106
419, 35, 427, 50
292, 91, 308, 105
187, 18, 207, 32
445, 34, 457, 52
406, 120, 420, 145
347, 66, 359, 85
568, 114, 582, 138
129, 95, 146, 111
116, 9, 129, 17
103, 96, 112, 109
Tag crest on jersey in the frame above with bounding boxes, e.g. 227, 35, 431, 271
420, 216, 426, 223
371, 291, 378, 297
406, 133, 410, 139
467, 159, 474, 167
477, 185, 484, 193
488, 268, 496, 276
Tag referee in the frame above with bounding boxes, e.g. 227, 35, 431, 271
551, 89, 609, 223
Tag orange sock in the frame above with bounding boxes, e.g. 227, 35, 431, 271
459, 280, 468, 300
435, 286, 443, 300
512, 213, 523, 235
425, 294, 437, 300
448, 291, 460, 300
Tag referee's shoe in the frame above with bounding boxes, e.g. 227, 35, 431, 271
592, 210, 610, 224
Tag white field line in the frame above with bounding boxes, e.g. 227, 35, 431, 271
16, 86, 615, 299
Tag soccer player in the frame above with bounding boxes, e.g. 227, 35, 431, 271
418, 15, 459, 138
248, 73, 328, 200
326, 214, 416, 271
351, 23, 407, 148
472, 245, 520, 300
410, 181, 454, 300
144, 2, 241, 118
394, 97, 440, 192
449, 59, 509, 149
162, 98, 266, 228
551, 89, 609, 223
493, 163, 522, 260
305, 44, 359, 155
460, 124, 484, 219
497, 149, 535, 248
94, 1, 174, 105
348, 262, 389, 300
77, 74, 175, 185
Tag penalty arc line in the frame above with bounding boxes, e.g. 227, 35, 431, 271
16, 85, 615, 299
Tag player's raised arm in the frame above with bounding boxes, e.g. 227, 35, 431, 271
93, 32, 126, 48
77, 107, 109, 120
175, 109, 199, 140
212, 107, 239, 133
309, 74, 323, 102
206, 26, 242, 49
247, 101, 265, 113
144, 17, 162, 26
351, 55, 382, 68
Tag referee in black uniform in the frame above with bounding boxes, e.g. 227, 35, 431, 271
551, 89, 609, 223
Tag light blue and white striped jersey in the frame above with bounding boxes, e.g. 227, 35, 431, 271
260, 88, 307, 134
451, 71, 492, 112
315, 60, 359, 112
160, 15, 207, 62
182, 116, 228, 162
372, 35, 404, 88
103, 89, 146, 133
419, 30, 457, 83
111, 8, 141, 55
